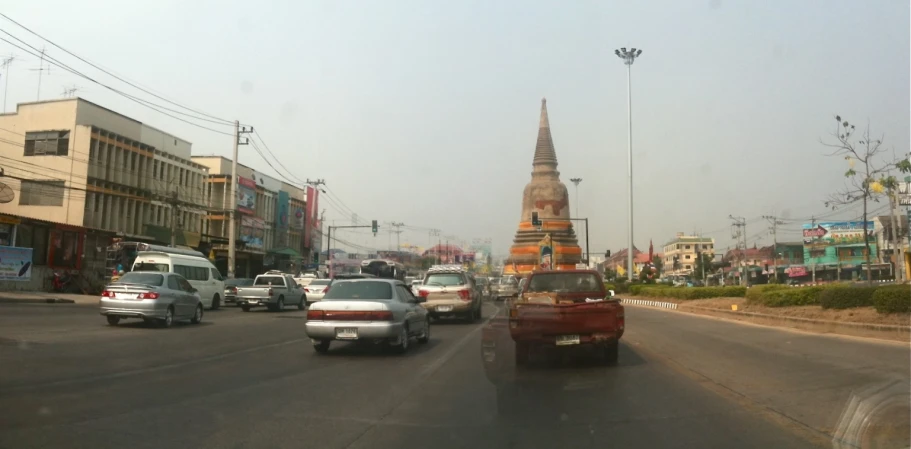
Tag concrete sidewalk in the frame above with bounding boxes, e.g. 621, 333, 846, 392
0, 291, 98, 305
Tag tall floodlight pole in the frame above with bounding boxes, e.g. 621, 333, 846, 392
615, 46, 643, 279
570, 178, 582, 219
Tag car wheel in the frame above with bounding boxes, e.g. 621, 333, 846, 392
418, 319, 430, 344
211, 295, 221, 310
241, 305, 251, 312
106, 315, 120, 326
190, 304, 204, 324
603, 340, 619, 365
297, 296, 306, 310
313, 340, 330, 354
276, 296, 285, 312
391, 325, 410, 354
161, 306, 174, 328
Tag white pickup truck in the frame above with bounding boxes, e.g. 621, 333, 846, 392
235, 271, 307, 312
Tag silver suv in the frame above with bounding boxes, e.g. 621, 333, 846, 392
416, 266, 482, 322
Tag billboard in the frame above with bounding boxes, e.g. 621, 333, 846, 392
237, 177, 256, 215
274, 190, 290, 248
803, 221, 876, 266
240, 216, 265, 250
0, 245, 33, 281
291, 204, 305, 230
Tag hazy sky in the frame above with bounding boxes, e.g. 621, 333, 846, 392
2, 0, 909, 257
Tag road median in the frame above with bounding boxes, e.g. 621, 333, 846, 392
621, 296, 910, 343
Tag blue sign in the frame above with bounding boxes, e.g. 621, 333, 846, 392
0, 245, 33, 281
276, 191, 290, 230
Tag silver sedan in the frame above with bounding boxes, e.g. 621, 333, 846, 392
100, 271, 203, 328
305, 279, 430, 354
303, 279, 331, 305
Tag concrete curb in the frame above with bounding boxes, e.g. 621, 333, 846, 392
0, 296, 77, 304
620, 298, 910, 343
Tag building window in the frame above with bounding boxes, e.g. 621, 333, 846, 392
685, 245, 691, 250
685, 265, 691, 270
685, 255, 691, 260
24, 131, 70, 156
18, 180, 65, 206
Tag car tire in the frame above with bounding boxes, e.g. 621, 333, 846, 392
211, 295, 221, 311
603, 340, 619, 365
106, 315, 120, 326
241, 305, 251, 312
190, 304, 203, 324
297, 296, 306, 310
391, 325, 410, 354
418, 319, 430, 344
275, 297, 285, 312
313, 340, 330, 354
161, 306, 174, 328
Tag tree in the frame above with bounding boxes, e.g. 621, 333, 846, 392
822, 116, 897, 284
692, 252, 713, 281
651, 255, 664, 279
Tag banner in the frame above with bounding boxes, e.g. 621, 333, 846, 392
240, 216, 265, 250
274, 191, 290, 248
291, 205, 305, 230
538, 234, 553, 270
237, 177, 256, 215
0, 245, 33, 281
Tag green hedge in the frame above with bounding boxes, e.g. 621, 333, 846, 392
629, 284, 665, 295
819, 287, 878, 309
745, 284, 789, 302
636, 286, 746, 300
873, 285, 911, 314
603, 283, 616, 292
751, 284, 853, 307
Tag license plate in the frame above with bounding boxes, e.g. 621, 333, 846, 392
436, 305, 453, 312
556, 335, 580, 346
115, 293, 138, 300
336, 328, 358, 339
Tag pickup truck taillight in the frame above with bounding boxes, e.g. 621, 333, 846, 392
268, 288, 274, 296
457, 289, 471, 301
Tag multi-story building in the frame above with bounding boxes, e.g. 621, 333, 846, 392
662, 233, 715, 275
192, 156, 312, 277
0, 98, 209, 290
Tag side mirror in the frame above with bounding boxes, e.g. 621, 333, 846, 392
608, 289, 615, 298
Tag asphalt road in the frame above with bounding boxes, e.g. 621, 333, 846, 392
0, 301, 907, 449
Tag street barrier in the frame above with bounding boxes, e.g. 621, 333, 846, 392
620, 298, 678, 310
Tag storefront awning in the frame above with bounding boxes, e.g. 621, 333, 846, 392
268, 247, 303, 259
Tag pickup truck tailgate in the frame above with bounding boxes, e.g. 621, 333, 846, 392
509, 300, 624, 341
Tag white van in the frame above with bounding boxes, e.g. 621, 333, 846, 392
131, 252, 226, 310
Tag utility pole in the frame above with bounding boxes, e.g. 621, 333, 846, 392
730, 215, 747, 286
170, 188, 179, 246
227, 121, 252, 279
762, 215, 784, 282
429, 229, 441, 264
390, 222, 405, 254
1, 55, 16, 113
32, 47, 48, 101
615, 46, 643, 283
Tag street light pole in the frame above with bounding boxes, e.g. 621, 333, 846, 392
615, 47, 643, 280
570, 178, 582, 219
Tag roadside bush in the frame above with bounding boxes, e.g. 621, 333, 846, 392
603, 283, 616, 292
745, 284, 789, 302
630, 284, 664, 295
754, 286, 840, 307
819, 286, 878, 309
872, 285, 911, 314
636, 286, 746, 300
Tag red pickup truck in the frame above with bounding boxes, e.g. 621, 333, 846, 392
506, 269, 624, 365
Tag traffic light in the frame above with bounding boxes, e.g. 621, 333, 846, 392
371, 220, 378, 235
605, 250, 611, 258
531, 211, 541, 227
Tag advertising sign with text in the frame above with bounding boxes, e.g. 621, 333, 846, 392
0, 245, 32, 281
237, 177, 256, 215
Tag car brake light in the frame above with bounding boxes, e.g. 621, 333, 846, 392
231, 286, 237, 293
306, 310, 325, 320
323, 286, 330, 295
101, 290, 114, 297
268, 288, 273, 296
319, 310, 393, 321
457, 289, 471, 301
139, 292, 160, 299
304, 288, 310, 293
418, 289, 430, 297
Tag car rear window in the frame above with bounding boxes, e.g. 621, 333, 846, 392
527, 273, 602, 293
225, 279, 253, 287
424, 273, 465, 286
254, 276, 285, 286
116, 272, 164, 287
500, 277, 518, 286
324, 281, 393, 300
309, 279, 331, 286
133, 262, 169, 272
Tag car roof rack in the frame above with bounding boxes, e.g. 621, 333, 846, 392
427, 264, 466, 273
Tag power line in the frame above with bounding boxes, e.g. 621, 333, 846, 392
0, 12, 234, 125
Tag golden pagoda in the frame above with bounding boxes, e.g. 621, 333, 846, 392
504, 98, 583, 275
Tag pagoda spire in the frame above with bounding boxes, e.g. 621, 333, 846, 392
533, 98, 558, 168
